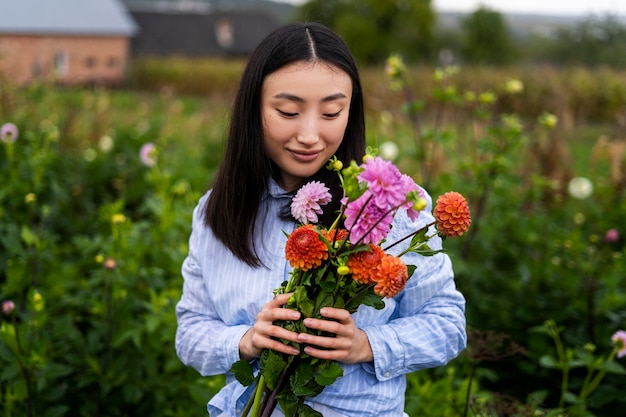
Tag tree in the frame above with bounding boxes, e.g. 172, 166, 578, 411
459, 7, 517, 65
297, 0, 436, 64
543, 15, 626, 68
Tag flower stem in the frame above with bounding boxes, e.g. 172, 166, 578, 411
260, 357, 298, 417
247, 375, 266, 417
579, 349, 617, 401
383, 222, 434, 252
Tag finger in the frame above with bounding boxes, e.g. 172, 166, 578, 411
252, 325, 301, 355
302, 344, 343, 361
318, 307, 351, 322
272, 292, 293, 306
302, 316, 351, 337
296, 331, 344, 350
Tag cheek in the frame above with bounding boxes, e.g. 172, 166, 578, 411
263, 115, 291, 143
323, 120, 349, 147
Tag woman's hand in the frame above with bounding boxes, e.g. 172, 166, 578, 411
239, 293, 301, 361
296, 307, 373, 364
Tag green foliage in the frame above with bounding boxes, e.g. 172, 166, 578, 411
297, 0, 436, 64
0, 82, 224, 416
532, 15, 626, 68
383, 54, 626, 416
405, 366, 478, 416
459, 7, 518, 65
1, 55, 626, 416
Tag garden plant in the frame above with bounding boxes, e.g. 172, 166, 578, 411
1, 55, 625, 416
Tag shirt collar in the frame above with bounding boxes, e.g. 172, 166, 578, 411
266, 177, 294, 201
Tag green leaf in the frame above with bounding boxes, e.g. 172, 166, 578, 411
278, 400, 299, 417
539, 354, 562, 369
407, 264, 417, 279
276, 390, 299, 417
409, 229, 428, 246
263, 350, 287, 390
290, 362, 315, 395
21, 225, 39, 247
293, 285, 314, 318
603, 360, 626, 374
315, 361, 343, 386
229, 360, 255, 386
297, 402, 324, 417
345, 287, 384, 312
314, 291, 335, 314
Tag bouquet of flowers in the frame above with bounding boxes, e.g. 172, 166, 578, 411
230, 152, 471, 417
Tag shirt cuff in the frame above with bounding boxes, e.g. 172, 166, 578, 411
216, 324, 251, 372
362, 325, 405, 381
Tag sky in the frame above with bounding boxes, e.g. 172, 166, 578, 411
433, 0, 626, 16
281, 0, 626, 17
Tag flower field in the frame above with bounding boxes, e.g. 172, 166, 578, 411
1, 60, 625, 417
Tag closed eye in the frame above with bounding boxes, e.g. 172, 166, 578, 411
323, 110, 342, 119
277, 109, 298, 117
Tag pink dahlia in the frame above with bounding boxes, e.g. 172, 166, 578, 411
358, 157, 406, 208
1, 300, 15, 315
0, 122, 18, 144
612, 330, 626, 358
139, 142, 157, 167
401, 175, 425, 221
291, 181, 332, 224
605, 229, 620, 243
344, 192, 394, 245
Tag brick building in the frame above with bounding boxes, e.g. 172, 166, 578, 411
0, 0, 137, 86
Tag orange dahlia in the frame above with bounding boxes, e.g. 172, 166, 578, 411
346, 244, 384, 284
285, 224, 329, 271
372, 254, 408, 298
322, 228, 349, 245
434, 191, 471, 238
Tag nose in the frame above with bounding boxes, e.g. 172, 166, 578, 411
296, 115, 320, 145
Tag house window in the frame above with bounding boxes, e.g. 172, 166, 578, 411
85, 56, 97, 68
53, 50, 68, 77
32, 57, 42, 79
107, 56, 120, 68
215, 18, 234, 49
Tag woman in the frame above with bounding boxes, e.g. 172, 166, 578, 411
175, 22, 467, 416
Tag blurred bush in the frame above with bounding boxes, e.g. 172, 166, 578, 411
1, 58, 625, 416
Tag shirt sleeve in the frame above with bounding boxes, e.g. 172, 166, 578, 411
174, 196, 251, 376
361, 191, 467, 382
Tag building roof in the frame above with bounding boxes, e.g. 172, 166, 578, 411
129, 9, 280, 57
0, 0, 138, 36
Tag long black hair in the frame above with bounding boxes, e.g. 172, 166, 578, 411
204, 22, 366, 267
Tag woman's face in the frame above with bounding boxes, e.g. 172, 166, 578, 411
261, 61, 352, 191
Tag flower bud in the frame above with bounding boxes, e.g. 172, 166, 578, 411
24, 193, 36, 204
413, 198, 428, 212
331, 160, 343, 171
111, 214, 126, 224
504, 79, 524, 94
337, 265, 350, 275
538, 112, 558, 129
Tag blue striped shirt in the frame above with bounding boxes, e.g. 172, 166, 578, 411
175, 179, 467, 417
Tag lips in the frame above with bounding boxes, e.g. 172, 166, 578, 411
289, 150, 322, 162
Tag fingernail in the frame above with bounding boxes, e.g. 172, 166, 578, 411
303, 318, 312, 326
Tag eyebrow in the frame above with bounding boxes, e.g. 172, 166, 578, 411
272, 92, 348, 103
